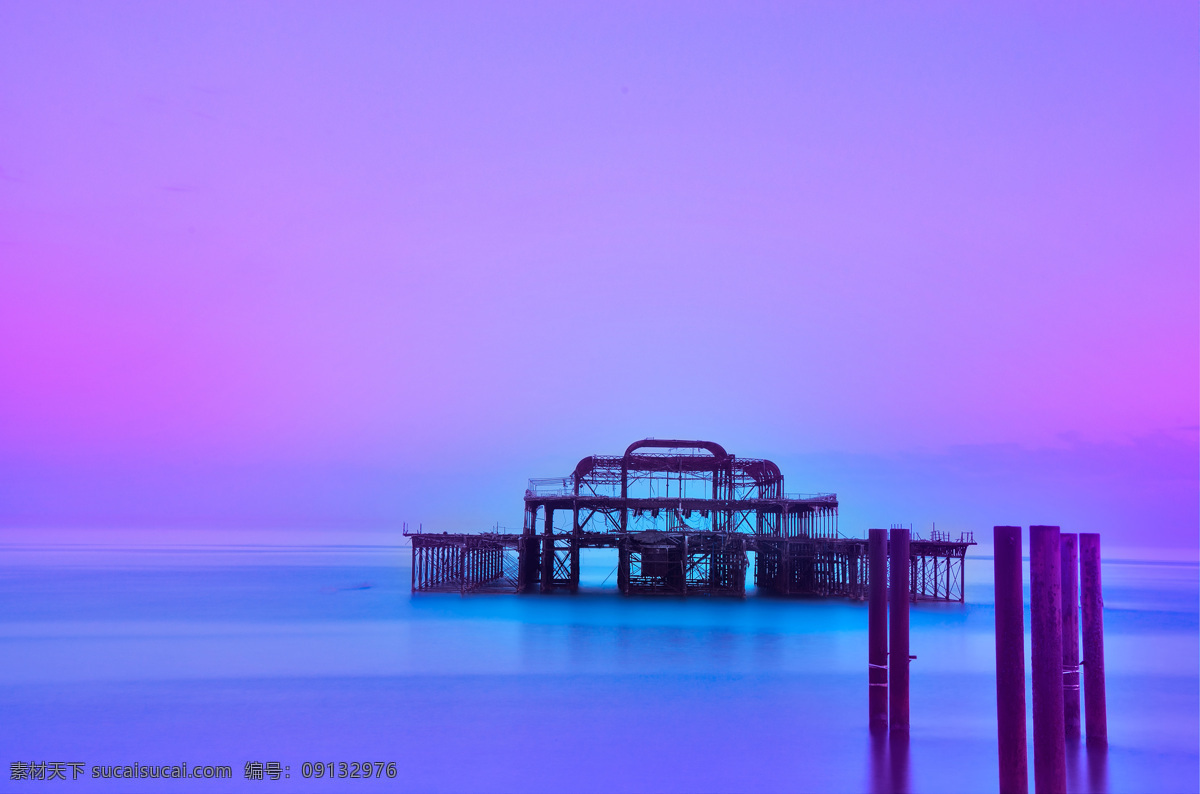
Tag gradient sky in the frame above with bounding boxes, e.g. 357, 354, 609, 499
1, 2, 1196, 549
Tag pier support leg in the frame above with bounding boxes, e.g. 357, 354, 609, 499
522, 534, 540, 593
868, 528, 888, 733
677, 534, 689, 595
994, 526, 1029, 794
776, 541, 791, 595
1030, 525, 1067, 794
708, 537, 718, 594
1060, 533, 1081, 740
569, 537, 580, 594
737, 538, 747, 597
889, 527, 910, 733
617, 538, 630, 595
541, 509, 555, 594
1080, 533, 1107, 747
519, 506, 538, 593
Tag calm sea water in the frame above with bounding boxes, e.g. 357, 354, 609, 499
0, 544, 1195, 793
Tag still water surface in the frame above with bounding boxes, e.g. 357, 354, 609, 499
0, 544, 1195, 792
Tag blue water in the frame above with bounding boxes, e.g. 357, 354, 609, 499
0, 545, 1195, 792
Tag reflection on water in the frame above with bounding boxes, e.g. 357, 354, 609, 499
868, 732, 912, 794
1061, 740, 1109, 794
0, 547, 1193, 792
1087, 744, 1110, 794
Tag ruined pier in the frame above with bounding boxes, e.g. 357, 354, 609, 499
407, 439, 975, 598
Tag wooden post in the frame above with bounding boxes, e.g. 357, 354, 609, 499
868, 528, 888, 732
1060, 533, 1081, 739
1030, 525, 1067, 794
1080, 533, 1107, 747
994, 526, 1028, 794
889, 527, 910, 732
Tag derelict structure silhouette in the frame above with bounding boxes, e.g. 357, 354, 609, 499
406, 439, 974, 598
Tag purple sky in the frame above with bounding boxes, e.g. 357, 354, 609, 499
1, 3, 1196, 550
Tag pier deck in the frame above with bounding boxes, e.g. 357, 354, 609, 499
408, 529, 974, 600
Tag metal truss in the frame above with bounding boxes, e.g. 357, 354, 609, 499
410, 534, 514, 594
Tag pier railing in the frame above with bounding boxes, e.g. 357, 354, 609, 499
928, 529, 976, 544
526, 477, 575, 497
783, 492, 839, 503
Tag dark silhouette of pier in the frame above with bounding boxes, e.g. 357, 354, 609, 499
405, 439, 975, 598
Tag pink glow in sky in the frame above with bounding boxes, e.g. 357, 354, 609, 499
1, 3, 1196, 547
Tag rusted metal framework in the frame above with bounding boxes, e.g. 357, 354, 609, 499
410, 533, 519, 594
524, 438, 838, 536
521, 439, 837, 595
908, 530, 974, 602
755, 537, 869, 598
620, 531, 750, 596
404, 439, 975, 600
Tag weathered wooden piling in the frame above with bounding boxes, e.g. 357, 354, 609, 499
1079, 533, 1107, 746
869, 528, 888, 732
1060, 533, 1081, 739
994, 526, 1029, 794
889, 527, 910, 733
1030, 525, 1066, 794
